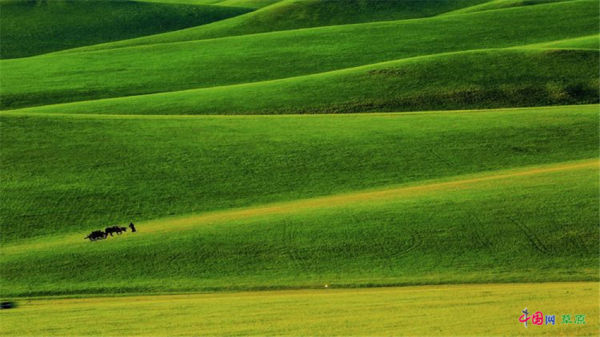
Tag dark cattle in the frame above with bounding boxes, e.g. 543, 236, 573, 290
0, 301, 17, 309
85, 230, 106, 241
129, 222, 137, 232
105, 226, 125, 236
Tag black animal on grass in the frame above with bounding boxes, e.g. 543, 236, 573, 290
105, 225, 127, 236
0, 301, 17, 309
129, 222, 137, 232
85, 230, 107, 241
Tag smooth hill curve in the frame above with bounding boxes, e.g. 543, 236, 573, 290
1, 104, 597, 242
2, 0, 597, 109
7, 48, 597, 115
0, 0, 251, 59
65, 0, 493, 52
1, 159, 597, 296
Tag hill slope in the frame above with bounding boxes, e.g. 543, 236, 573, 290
7, 49, 597, 115
0, 0, 251, 59
443, 0, 575, 15
66, 0, 492, 52
2, 0, 597, 109
1, 105, 597, 242
1, 158, 597, 296
0, 0, 598, 308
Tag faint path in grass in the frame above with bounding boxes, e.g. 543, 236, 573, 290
140, 159, 599, 231
1, 282, 597, 336
2, 159, 597, 256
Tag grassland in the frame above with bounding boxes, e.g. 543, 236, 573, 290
0, 1, 598, 335
2, 0, 597, 109
443, 0, 575, 15
1, 283, 597, 336
0, 0, 250, 59
1, 155, 598, 296
72, 0, 582, 52
7, 49, 597, 115
2, 105, 597, 242
115, 0, 492, 46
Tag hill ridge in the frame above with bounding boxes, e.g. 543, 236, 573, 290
3, 158, 596, 256
57, 0, 591, 54
4, 47, 596, 114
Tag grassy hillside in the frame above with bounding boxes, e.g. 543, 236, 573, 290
66, 0, 592, 53
1, 105, 597, 242
139, 0, 228, 5
531, 34, 600, 49
216, 0, 282, 8
1, 0, 597, 109
8, 49, 598, 115
66, 0, 492, 52
443, 0, 575, 15
0, 0, 251, 59
1, 159, 597, 296
2, 283, 597, 336
137, 0, 280, 7
1, 2, 598, 334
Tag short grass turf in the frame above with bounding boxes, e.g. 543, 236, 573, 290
215, 0, 283, 8
74, 0, 581, 52
1, 105, 597, 243
443, 0, 576, 15
1, 0, 597, 109
1, 160, 598, 295
108, 0, 491, 47
9, 48, 598, 115
0, 110, 598, 295
1, 283, 597, 336
0, 0, 251, 59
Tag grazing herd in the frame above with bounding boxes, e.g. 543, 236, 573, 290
85, 222, 137, 241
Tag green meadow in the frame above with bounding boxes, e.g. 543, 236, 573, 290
2, 283, 598, 336
1, 157, 598, 296
2, 0, 598, 109
0, 0, 250, 59
0, 0, 598, 335
2, 105, 597, 242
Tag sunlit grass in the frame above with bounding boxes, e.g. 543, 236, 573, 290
1, 282, 597, 336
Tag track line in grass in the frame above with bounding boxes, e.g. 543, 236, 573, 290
138, 159, 598, 232
2, 158, 597, 256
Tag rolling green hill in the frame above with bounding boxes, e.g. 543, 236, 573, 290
1, 157, 597, 296
2, 105, 597, 242
137, 0, 280, 7
531, 34, 600, 49
0, 0, 251, 59
139, 0, 230, 5
7, 49, 598, 115
108, 0, 492, 47
0, 1, 599, 333
442, 0, 575, 15
70, 0, 577, 52
1, 0, 597, 110
216, 0, 281, 8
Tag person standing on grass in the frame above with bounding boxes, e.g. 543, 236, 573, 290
129, 222, 137, 232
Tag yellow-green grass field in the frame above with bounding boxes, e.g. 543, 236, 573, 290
2, 1, 599, 335
2, 157, 597, 296
1, 282, 597, 336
